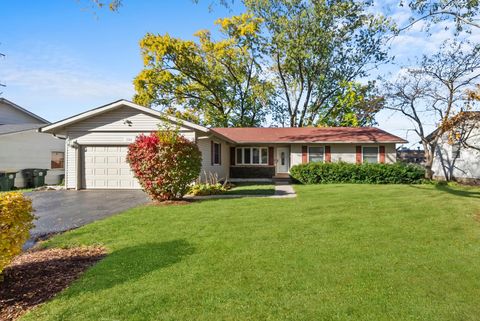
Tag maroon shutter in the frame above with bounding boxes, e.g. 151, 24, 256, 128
325, 146, 331, 163
356, 146, 362, 164
211, 141, 214, 165
379, 145, 385, 164
230, 147, 236, 165
268, 147, 274, 165
302, 146, 308, 163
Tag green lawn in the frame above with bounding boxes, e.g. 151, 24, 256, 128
25, 184, 480, 321
225, 183, 275, 195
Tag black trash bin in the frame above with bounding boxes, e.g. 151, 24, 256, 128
22, 168, 48, 188
0, 171, 18, 191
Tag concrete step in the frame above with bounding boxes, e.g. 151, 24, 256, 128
273, 177, 292, 184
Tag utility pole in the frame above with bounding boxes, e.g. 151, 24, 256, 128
0, 50, 5, 94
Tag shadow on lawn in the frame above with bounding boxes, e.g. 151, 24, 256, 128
78, 239, 195, 293
435, 185, 480, 199
409, 184, 480, 199
224, 188, 275, 196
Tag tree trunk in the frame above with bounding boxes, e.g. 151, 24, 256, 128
422, 142, 435, 180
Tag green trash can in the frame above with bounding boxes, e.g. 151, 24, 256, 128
33, 169, 48, 187
0, 171, 18, 191
22, 169, 48, 188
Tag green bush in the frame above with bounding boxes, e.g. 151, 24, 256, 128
290, 162, 425, 184
0, 192, 34, 277
189, 183, 228, 196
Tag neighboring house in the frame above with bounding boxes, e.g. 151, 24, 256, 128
40, 99, 407, 190
430, 117, 480, 183
397, 147, 425, 164
0, 98, 65, 187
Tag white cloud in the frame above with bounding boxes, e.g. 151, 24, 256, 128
1, 41, 134, 100
0, 41, 135, 122
3, 67, 133, 99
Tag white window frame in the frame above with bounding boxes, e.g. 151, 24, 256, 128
213, 142, 221, 165
308, 146, 325, 163
362, 146, 379, 164
235, 147, 269, 165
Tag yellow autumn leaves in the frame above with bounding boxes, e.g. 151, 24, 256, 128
0, 192, 34, 277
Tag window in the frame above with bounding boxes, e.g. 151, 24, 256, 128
236, 148, 243, 164
244, 148, 251, 164
362, 147, 378, 163
261, 148, 268, 164
308, 146, 324, 163
235, 147, 269, 165
51, 152, 64, 169
452, 142, 461, 159
213, 142, 221, 165
252, 148, 260, 164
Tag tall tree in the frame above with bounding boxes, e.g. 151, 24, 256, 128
384, 40, 480, 179
133, 14, 274, 127
245, 0, 393, 127
400, 0, 480, 32
317, 81, 385, 127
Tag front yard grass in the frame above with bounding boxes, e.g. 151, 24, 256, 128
224, 182, 275, 195
24, 184, 480, 321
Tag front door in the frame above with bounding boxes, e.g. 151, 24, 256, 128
276, 147, 289, 173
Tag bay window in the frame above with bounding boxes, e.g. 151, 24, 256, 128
235, 147, 269, 165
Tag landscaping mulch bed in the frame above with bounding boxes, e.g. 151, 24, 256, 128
0, 247, 106, 321
149, 200, 193, 206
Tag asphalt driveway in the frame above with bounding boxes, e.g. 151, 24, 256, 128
25, 190, 149, 246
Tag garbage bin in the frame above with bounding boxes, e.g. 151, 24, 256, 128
0, 171, 18, 191
22, 169, 48, 188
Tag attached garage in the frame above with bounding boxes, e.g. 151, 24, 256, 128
82, 146, 140, 189
40, 100, 212, 190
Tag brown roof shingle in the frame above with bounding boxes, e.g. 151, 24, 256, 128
211, 127, 407, 144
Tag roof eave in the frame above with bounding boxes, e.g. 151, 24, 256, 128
232, 140, 408, 144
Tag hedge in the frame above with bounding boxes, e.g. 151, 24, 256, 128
0, 192, 34, 277
290, 162, 425, 184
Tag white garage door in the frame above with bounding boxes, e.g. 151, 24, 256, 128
83, 146, 141, 189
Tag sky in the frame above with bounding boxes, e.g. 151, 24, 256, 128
0, 0, 474, 147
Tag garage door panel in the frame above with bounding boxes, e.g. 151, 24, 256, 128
94, 168, 106, 175
83, 146, 141, 189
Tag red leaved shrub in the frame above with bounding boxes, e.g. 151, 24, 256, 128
126, 130, 202, 201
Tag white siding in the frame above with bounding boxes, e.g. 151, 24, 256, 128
0, 130, 65, 187
197, 137, 230, 182
290, 143, 397, 167
65, 138, 77, 189
62, 105, 197, 189
68, 130, 195, 145
67, 106, 192, 132
432, 127, 480, 181
0, 101, 45, 124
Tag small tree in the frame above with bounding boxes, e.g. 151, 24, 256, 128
127, 129, 202, 201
